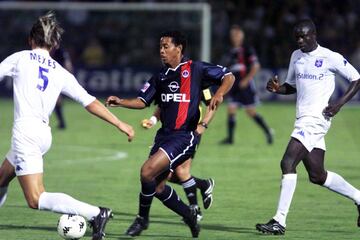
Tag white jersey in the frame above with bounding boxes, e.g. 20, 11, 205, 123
285, 45, 360, 119
0, 48, 95, 124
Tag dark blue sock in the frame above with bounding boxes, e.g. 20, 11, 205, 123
181, 177, 198, 205
228, 114, 236, 142
138, 180, 156, 219
253, 114, 270, 134
156, 185, 190, 218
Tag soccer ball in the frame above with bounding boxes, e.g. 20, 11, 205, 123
57, 214, 87, 239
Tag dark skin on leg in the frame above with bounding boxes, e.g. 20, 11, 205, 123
281, 138, 327, 185
141, 150, 170, 183
0, 159, 16, 188
302, 148, 327, 185
280, 138, 309, 174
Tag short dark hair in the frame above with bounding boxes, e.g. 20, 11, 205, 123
29, 11, 64, 50
230, 24, 243, 31
294, 19, 317, 34
160, 30, 187, 54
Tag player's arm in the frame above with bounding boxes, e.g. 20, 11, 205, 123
266, 75, 296, 95
240, 50, 260, 89
0, 52, 21, 81
195, 88, 216, 135
240, 62, 260, 89
107, 76, 157, 110
210, 73, 235, 110
141, 107, 160, 129
196, 104, 216, 135
323, 79, 360, 118
323, 53, 360, 118
268, 51, 297, 95
105, 97, 147, 109
85, 99, 134, 142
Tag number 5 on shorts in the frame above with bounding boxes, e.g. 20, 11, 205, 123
37, 66, 49, 91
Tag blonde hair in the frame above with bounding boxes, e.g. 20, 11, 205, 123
30, 11, 64, 49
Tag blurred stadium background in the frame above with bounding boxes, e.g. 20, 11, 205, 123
0, 0, 360, 101
0, 1, 360, 240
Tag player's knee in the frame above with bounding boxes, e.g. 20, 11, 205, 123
308, 173, 326, 185
140, 165, 155, 182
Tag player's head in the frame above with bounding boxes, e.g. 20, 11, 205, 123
159, 30, 187, 67
29, 11, 64, 51
293, 19, 317, 52
230, 25, 244, 47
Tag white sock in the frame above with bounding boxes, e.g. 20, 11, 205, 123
38, 192, 100, 220
273, 174, 297, 227
0, 186, 8, 207
323, 171, 360, 204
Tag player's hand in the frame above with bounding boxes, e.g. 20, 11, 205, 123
322, 103, 341, 120
239, 80, 249, 89
117, 121, 135, 142
266, 75, 281, 93
105, 96, 122, 107
209, 93, 223, 110
141, 119, 154, 129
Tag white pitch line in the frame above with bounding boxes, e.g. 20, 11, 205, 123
48, 145, 128, 164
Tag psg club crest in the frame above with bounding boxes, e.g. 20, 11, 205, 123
315, 59, 323, 68
182, 70, 189, 78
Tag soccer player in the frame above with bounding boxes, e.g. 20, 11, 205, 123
50, 47, 73, 129
106, 30, 235, 238
141, 97, 216, 221
220, 25, 273, 145
0, 12, 134, 240
256, 19, 360, 235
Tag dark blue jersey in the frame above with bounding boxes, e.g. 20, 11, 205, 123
221, 45, 258, 83
138, 59, 230, 131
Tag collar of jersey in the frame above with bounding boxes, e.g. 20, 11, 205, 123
32, 48, 50, 56
164, 58, 190, 75
303, 44, 321, 56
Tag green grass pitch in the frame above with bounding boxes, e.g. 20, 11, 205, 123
0, 98, 359, 239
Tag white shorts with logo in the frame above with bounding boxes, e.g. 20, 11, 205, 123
6, 120, 52, 176
290, 116, 331, 152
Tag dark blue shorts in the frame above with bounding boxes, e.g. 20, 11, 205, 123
228, 80, 258, 107
150, 128, 199, 171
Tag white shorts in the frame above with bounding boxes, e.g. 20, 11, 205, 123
6, 121, 52, 176
290, 116, 331, 152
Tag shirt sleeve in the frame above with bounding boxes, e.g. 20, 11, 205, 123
330, 52, 360, 82
201, 61, 231, 87
285, 51, 297, 87
137, 75, 157, 106
0, 52, 21, 81
61, 71, 96, 107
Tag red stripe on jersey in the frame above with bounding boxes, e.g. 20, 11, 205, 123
237, 47, 247, 78
175, 61, 192, 129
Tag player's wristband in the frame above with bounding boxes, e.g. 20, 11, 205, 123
199, 121, 208, 129
150, 116, 158, 125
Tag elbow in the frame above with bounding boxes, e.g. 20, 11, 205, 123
228, 73, 235, 85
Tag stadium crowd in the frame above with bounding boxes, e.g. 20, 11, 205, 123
0, 0, 359, 69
